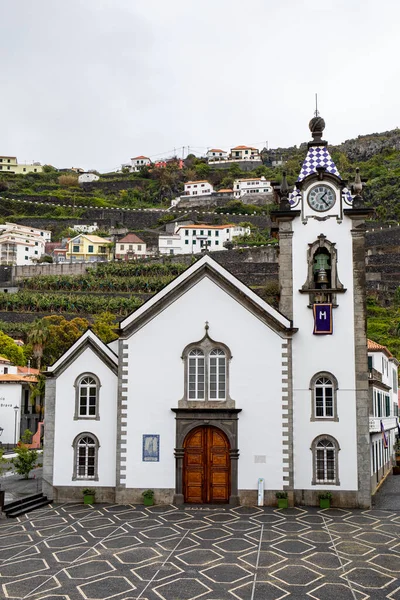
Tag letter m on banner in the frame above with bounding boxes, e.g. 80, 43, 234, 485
313, 304, 333, 335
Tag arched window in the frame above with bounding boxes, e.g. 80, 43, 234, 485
209, 349, 226, 400
188, 349, 205, 400
74, 374, 100, 420
311, 435, 340, 485
310, 372, 338, 421
72, 433, 99, 481
181, 327, 233, 406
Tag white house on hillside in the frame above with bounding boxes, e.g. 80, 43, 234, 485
115, 233, 146, 260
159, 224, 250, 255
0, 222, 51, 242
0, 223, 48, 265
78, 172, 100, 184
234, 176, 273, 198
368, 339, 399, 493
230, 145, 260, 160
183, 181, 214, 196
206, 149, 228, 161
128, 156, 152, 172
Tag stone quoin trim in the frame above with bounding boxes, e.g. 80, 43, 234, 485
281, 339, 293, 492
116, 340, 129, 488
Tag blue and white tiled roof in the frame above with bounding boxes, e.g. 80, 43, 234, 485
297, 146, 341, 182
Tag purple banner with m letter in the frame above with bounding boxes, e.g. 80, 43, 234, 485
313, 304, 333, 335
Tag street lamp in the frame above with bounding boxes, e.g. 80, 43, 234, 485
13, 405, 19, 446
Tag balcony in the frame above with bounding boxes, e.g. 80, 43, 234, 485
369, 416, 398, 433
368, 368, 382, 382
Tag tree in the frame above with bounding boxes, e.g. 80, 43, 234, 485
13, 444, 38, 479
28, 320, 51, 371
92, 312, 118, 344
0, 331, 25, 365
41, 316, 89, 366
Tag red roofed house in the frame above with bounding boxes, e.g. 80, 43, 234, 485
230, 145, 260, 160
115, 233, 146, 260
206, 148, 228, 161
130, 156, 151, 172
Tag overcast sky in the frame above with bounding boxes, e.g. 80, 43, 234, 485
1, 0, 399, 171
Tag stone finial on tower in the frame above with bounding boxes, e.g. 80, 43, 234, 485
352, 168, 364, 208
308, 97, 327, 147
279, 171, 291, 210
309, 115, 326, 144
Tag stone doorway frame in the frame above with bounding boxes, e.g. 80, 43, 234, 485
171, 408, 241, 505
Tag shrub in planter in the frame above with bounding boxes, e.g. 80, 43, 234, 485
276, 491, 288, 509
318, 491, 332, 509
142, 489, 154, 506
83, 488, 96, 505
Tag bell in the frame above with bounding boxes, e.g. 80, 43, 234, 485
317, 268, 329, 285
314, 253, 330, 272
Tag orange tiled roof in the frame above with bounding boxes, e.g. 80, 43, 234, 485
368, 339, 393, 357
0, 374, 38, 383
231, 145, 258, 150
0, 355, 11, 363
131, 156, 150, 160
118, 233, 145, 244
185, 181, 211, 185
208, 149, 226, 153
17, 366, 40, 375
218, 188, 233, 193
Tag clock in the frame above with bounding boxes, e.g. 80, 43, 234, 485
307, 185, 336, 212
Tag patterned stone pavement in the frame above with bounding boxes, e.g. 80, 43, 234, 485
0, 503, 400, 599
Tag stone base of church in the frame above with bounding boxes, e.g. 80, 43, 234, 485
51, 486, 117, 504
116, 487, 176, 505
293, 489, 371, 509
45, 485, 371, 509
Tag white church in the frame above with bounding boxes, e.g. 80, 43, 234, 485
43, 115, 379, 507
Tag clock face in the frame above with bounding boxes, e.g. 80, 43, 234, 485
308, 185, 336, 212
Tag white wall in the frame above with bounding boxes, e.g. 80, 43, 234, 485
123, 275, 285, 492
0, 384, 22, 445
184, 182, 214, 196
292, 216, 358, 490
52, 347, 118, 487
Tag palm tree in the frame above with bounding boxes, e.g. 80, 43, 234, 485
28, 320, 51, 371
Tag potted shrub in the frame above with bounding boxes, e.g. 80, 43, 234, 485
142, 489, 155, 506
83, 488, 95, 505
276, 491, 288, 509
318, 491, 332, 509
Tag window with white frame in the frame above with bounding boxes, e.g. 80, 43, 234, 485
188, 349, 205, 399
73, 433, 99, 480
209, 349, 226, 399
310, 372, 338, 421
312, 435, 340, 485
75, 374, 100, 420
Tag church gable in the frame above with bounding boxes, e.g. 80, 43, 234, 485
47, 330, 118, 377
120, 254, 293, 338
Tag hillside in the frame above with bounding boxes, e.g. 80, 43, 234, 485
2, 127, 400, 228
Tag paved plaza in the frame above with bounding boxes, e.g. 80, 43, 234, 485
0, 498, 400, 600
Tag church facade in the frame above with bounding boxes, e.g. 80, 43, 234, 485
43, 116, 375, 507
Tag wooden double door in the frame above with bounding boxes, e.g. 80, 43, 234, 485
183, 425, 230, 504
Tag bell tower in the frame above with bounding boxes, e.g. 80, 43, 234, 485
272, 113, 373, 508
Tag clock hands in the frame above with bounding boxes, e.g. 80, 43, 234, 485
319, 191, 329, 206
